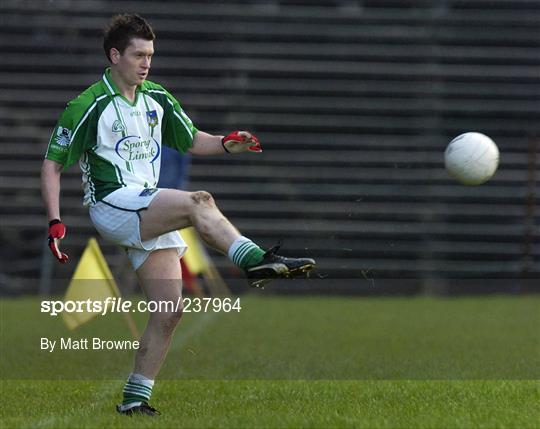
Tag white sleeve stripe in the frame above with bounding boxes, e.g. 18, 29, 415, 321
71, 94, 108, 143
173, 110, 193, 139
180, 110, 192, 124
46, 93, 107, 160
103, 73, 115, 95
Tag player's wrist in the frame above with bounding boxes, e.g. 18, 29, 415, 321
49, 218, 63, 227
220, 136, 231, 153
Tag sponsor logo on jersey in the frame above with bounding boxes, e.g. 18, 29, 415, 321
115, 135, 160, 163
146, 110, 158, 128
139, 188, 158, 197
56, 127, 72, 147
112, 120, 125, 133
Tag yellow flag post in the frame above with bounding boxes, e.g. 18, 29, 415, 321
62, 238, 139, 339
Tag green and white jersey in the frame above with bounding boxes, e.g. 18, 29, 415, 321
45, 68, 197, 206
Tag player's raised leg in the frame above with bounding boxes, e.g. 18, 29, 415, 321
140, 189, 239, 252
117, 248, 183, 416
139, 189, 316, 287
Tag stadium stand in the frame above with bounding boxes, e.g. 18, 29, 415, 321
0, 0, 538, 294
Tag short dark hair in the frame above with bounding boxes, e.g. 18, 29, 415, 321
103, 14, 155, 62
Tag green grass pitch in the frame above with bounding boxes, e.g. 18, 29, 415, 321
1, 294, 539, 428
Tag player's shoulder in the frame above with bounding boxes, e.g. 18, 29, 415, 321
63, 80, 110, 118
142, 80, 178, 101
141, 79, 168, 93
142, 79, 180, 108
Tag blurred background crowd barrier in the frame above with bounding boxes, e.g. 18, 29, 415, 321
0, 0, 538, 295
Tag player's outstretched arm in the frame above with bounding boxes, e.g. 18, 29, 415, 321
41, 159, 68, 263
188, 130, 262, 155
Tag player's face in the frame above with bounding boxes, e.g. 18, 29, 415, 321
112, 38, 154, 87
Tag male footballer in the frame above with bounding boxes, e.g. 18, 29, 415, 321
41, 14, 315, 416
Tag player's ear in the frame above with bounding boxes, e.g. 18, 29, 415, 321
110, 47, 121, 64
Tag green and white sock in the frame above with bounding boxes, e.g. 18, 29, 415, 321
228, 236, 265, 268
121, 373, 154, 409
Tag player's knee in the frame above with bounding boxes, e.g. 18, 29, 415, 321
190, 191, 215, 208
158, 308, 183, 334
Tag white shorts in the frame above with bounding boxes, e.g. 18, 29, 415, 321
89, 187, 187, 270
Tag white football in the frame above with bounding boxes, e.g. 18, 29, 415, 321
444, 132, 500, 185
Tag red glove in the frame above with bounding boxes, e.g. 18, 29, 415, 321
222, 131, 262, 153
48, 219, 68, 263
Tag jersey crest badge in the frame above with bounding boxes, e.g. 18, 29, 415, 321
112, 119, 125, 133
56, 127, 72, 147
146, 110, 158, 128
